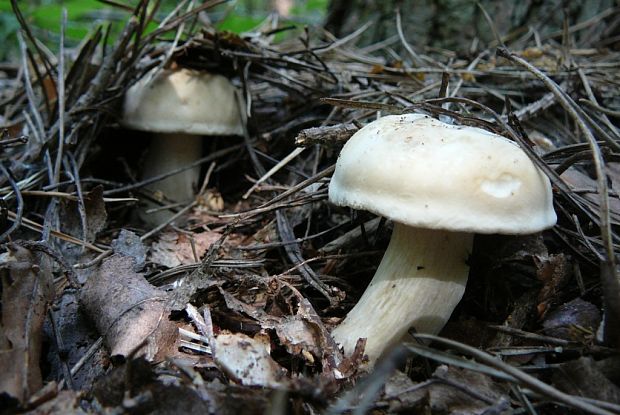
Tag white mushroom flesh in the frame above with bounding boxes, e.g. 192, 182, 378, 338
331, 223, 472, 363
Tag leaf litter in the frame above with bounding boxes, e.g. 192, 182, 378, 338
0, 1, 619, 414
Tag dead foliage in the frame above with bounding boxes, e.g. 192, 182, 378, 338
0, 0, 619, 414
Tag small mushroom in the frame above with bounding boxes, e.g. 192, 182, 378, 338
122, 67, 243, 224
329, 114, 556, 365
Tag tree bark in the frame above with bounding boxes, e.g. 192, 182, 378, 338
325, 0, 615, 53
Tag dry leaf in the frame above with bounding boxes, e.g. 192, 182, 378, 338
553, 357, 620, 403
0, 245, 54, 404
428, 365, 508, 414
111, 229, 147, 271
534, 253, 571, 318
542, 298, 601, 342
214, 332, 288, 388
150, 230, 222, 268
79, 255, 177, 361
382, 370, 427, 412
59, 185, 107, 243
275, 316, 321, 363
562, 167, 620, 223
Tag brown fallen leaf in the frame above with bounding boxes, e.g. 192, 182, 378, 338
0, 244, 54, 404
428, 365, 509, 414
542, 298, 601, 342
59, 185, 107, 244
382, 365, 509, 413
218, 284, 345, 370
382, 370, 427, 412
534, 253, 571, 318
79, 255, 177, 361
276, 316, 321, 364
214, 331, 288, 388
111, 229, 147, 270
553, 357, 620, 404
150, 230, 222, 268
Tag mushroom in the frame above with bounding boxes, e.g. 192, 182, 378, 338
329, 113, 556, 365
122, 67, 243, 224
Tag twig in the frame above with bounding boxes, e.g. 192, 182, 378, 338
294, 123, 358, 147
13, 240, 78, 287
7, 211, 105, 253
496, 47, 620, 347
54, 9, 67, 185
0, 162, 23, 241
411, 334, 615, 415
580, 99, 620, 117
103, 144, 242, 196
243, 147, 306, 199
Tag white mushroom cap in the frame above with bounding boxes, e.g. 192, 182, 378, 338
329, 114, 556, 234
122, 67, 243, 136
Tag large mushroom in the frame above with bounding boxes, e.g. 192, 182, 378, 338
329, 113, 556, 365
123, 67, 243, 225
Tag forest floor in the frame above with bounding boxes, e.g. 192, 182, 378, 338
1, 2, 620, 414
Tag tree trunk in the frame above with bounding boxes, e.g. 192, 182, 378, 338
325, 0, 615, 53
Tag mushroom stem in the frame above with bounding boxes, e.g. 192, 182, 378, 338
140, 133, 203, 224
331, 222, 473, 365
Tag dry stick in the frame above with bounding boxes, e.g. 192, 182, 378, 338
0, 163, 23, 241
47, 308, 74, 390
294, 124, 358, 148
238, 102, 333, 303
20, 190, 136, 203
50, 12, 140, 145
220, 192, 327, 221
136, 0, 191, 89
513, 90, 557, 121
299, 26, 339, 85
38, 10, 68, 270
580, 99, 620, 118
15, 241, 78, 288
577, 68, 620, 142
7, 211, 105, 253
496, 47, 620, 347
11, 0, 55, 87
243, 147, 306, 199
68, 154, 88, 254
57, 337, 104, 390
143, 0, 225, 43
139, 201, 197, 242
276, 210, 333, 302
412, 334, 614, 415
222, 165, 333, 217
54, 9, 67, 185
395, 7, 425, 68
541, 5, 619, 41
321, 97, 402, 113
16, 34, 46, 144
313, 21, 375, 56
573, 104, 620, 152
476, 1, 505, 48
103, 144, 242, 196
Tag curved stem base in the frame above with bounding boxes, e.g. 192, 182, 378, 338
331, 223, 473, 366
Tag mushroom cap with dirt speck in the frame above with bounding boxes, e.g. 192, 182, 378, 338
122, 67, 243, 136
328, 113, 556, 234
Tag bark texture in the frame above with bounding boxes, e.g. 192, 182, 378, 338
325, 0, 615, 52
